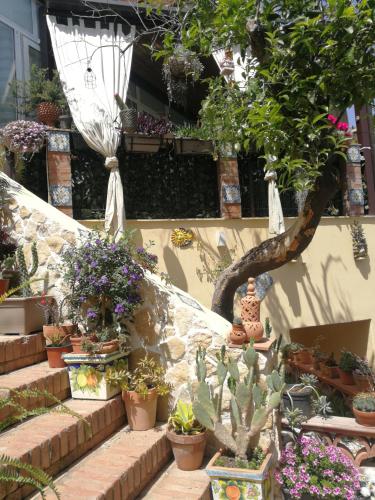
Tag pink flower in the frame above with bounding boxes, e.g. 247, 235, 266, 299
327, 114, 337, 123
337, 121, 349, 131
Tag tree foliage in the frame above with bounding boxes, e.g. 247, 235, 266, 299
158, 0, 375, 190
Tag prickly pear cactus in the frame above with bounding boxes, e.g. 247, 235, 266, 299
193, 344, 284, 460
16, 242, 38, 297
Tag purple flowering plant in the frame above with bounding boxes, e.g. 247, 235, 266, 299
276, 435, 360, 499
2, 120, 47, 153
61, 233, 144, 334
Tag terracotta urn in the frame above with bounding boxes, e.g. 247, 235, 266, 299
240, 278, 264, 342
229, 323, 247, 345
37, 102, 61, 127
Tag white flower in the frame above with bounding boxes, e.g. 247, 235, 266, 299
361, 486, 371, 497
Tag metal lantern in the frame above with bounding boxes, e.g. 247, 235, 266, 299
84, 66, 97, 89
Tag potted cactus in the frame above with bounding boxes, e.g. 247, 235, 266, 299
192, 345, 284, 499
167, 400, 207, 471
114, 94, 137, 134
353, 392, 375, 427
0, 242, 50, 335
338, 350, 357, 385
45, 332, 72, 368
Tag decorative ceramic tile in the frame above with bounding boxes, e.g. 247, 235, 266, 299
176, 291, 203, 311
255, 273, 274, 301
347, 144, 361, 164
222, 184, 241, 204
47, 130, 70, 152
50, 185, 72, 206
349, 188, 364, 206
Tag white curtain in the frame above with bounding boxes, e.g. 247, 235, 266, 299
47, 16, 135, 238
264, 168, 285, 236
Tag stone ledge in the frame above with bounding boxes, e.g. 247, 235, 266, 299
0, 396, 126, 499
30, 424, 171, 500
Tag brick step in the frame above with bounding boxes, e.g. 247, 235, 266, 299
137, 460, 212, 500
0, 361, 70, 423
30, 424, 171, 500
0, 395, 125, 499
0, 333, 46, 374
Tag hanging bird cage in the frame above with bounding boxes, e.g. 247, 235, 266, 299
84, 66, 97, 89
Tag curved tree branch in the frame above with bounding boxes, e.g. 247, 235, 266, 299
211, 164, 341, 321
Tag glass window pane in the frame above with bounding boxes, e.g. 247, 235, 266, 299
0, 20, 16, 126
29, 46, 41, 68
0, 0, 33, 33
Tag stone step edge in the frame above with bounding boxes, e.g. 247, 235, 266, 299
137, 459, 212, 500
30, 424, 171, 500
0, 361, 70, 423
0, 333, 46, 375
0, 395, 126, 500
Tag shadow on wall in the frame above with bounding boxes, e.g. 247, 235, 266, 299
289, 319, 371, 362
266, 253, 354, 338
163, 246, 188, 292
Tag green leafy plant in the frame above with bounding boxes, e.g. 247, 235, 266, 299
353, 392, 375, 412
10, 65, 67, 116
192, 345, 284, 463
281, 342, 303, 360
106, 354, 170, 397
339, 350, 358, 372
168, 400, 205, 435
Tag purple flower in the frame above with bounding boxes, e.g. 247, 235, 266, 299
114, 303, 125, 315
99, 275, 109, 285
87, 308, 97, 319
122, 266, 129, 275
79, 296, 86, 303
91, 260, 98, 268
109, 243, 118, 251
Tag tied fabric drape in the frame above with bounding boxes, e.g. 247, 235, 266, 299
47, 16, 135, 239
264, 168, 285, 236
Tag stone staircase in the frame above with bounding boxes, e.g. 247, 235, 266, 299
0, 333, 211, 500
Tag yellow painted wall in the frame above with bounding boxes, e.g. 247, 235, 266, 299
81, 216, 375, 365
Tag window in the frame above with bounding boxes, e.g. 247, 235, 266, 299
0, 0, 40, 125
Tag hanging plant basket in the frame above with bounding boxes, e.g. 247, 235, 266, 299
174, 138, 213, 155
2, 120, 47, 154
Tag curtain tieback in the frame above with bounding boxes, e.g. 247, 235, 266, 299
264, 170, 277, 182
105, 156, 119, 170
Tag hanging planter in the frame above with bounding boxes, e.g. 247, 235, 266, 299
2, 121, 47, 154
174, 138, 213, 155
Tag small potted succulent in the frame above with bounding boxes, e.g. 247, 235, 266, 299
114, 94, 137, 134
228, 316, 247, 346
353, 355, 374, 391
107, 354, 170, 430
276, 435, 361, 499
296, 346, 313, 365
45, 332, 72, 368
39, 293, 77, 341
167, 400, 207, 471
10, 65, 67, 127
338, 350, 358, 385
282, 342, 304, 363
352, 392, 375, 427
282, 374, 331, 421
320, 352, 339, 379
193, 345, 284, 498
2, 121, 47, 153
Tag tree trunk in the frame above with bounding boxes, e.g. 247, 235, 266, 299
211, 166, 340, 321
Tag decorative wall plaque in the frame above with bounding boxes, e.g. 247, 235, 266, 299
47, 130, 70, 152
349, 188, 364, 206
50, 185, 72, 206
222, 184, 241, 204
347, 144, 361, 164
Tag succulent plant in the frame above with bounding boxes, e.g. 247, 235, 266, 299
16, 242, 38, 297
353, 392, 375, 412
168, 400, 204, 435
339, 350, 358, 372
192, 345, 284, 461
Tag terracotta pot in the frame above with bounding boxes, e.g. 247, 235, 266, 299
122, 388, 158, 430
354, 374, 373, 391
229, 324, 247, 345
0, 278, 9, 295
338, 368, 355, 385
353, 407, 375, 427
70, 336, 119, 355
297, 350, 313, 365
43, 323, 77, 341
37, 102, 61, 127
321, 364, 339, 379
166, 429, 207, 471
46, 344, 72, 368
